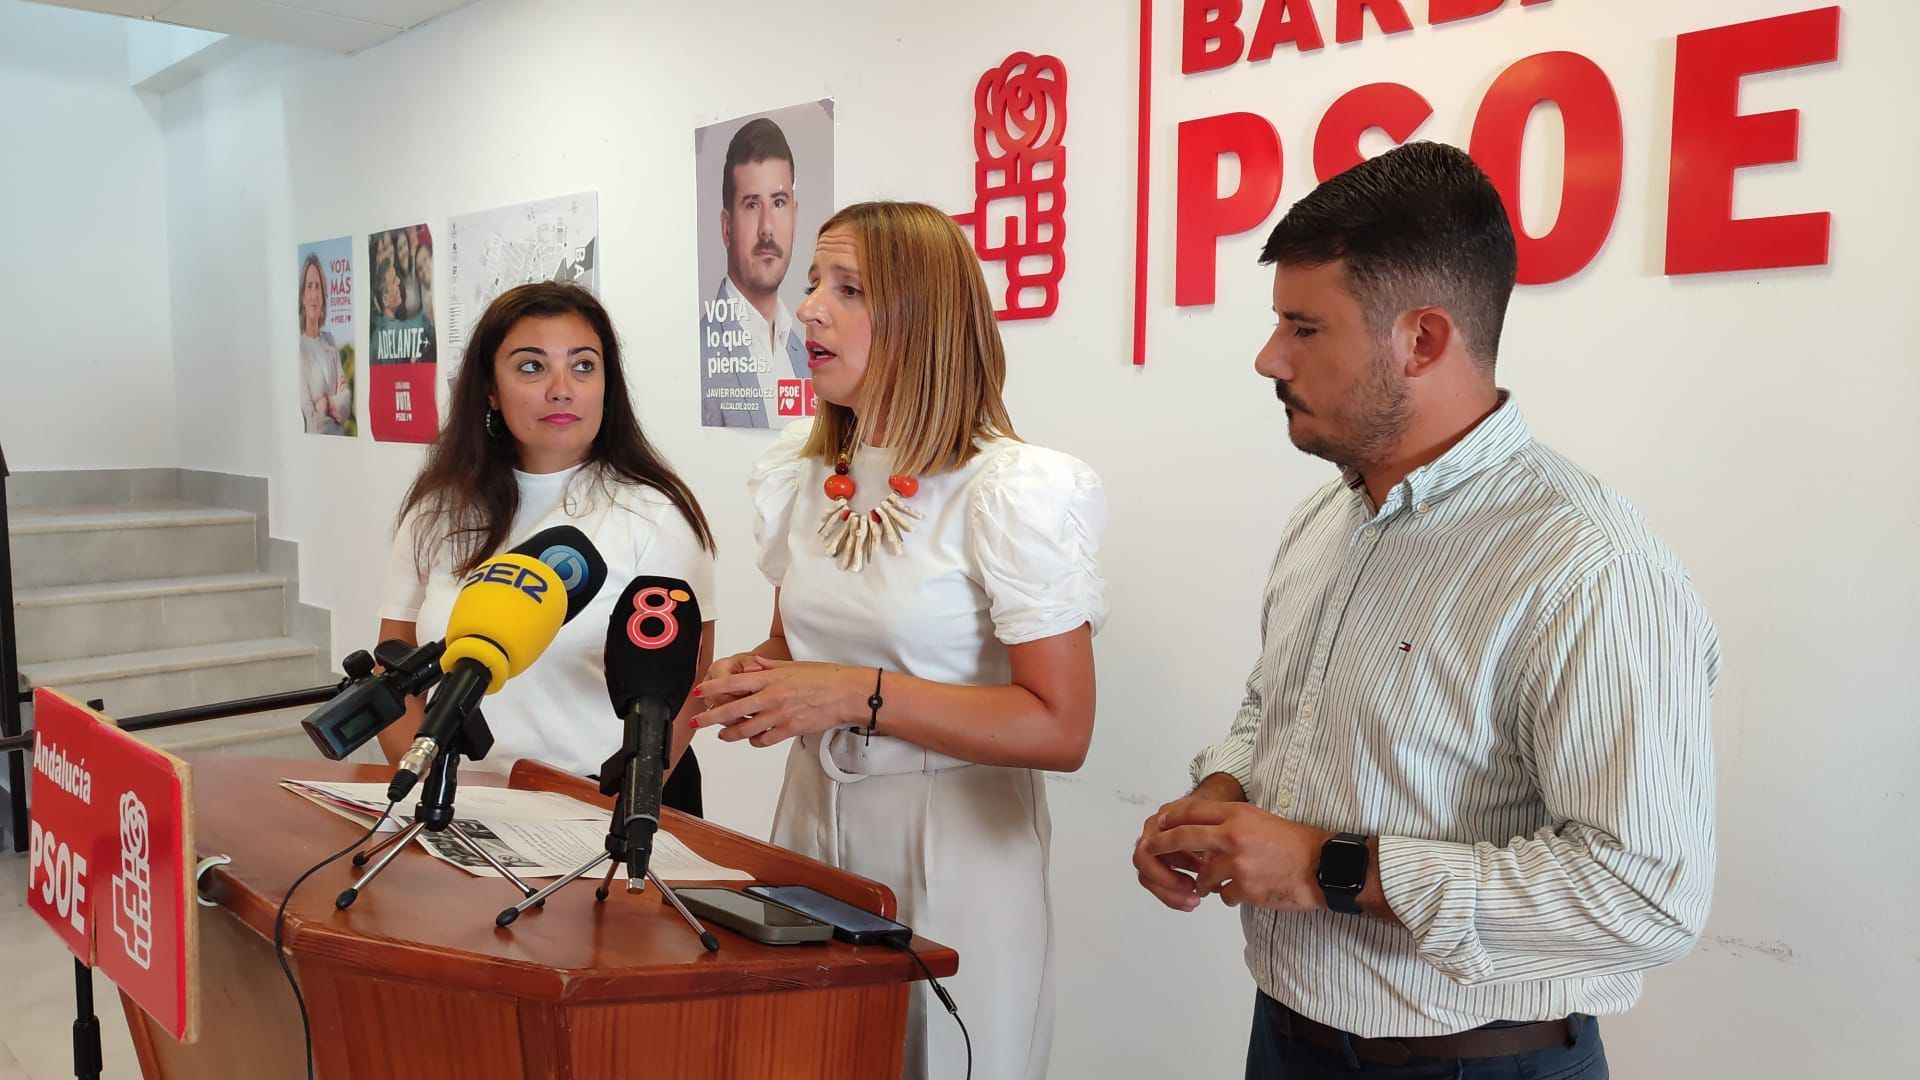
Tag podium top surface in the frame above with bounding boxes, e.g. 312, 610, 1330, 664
188, 755, 957, 1003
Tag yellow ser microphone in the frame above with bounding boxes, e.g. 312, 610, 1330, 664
387, 553, 567, 802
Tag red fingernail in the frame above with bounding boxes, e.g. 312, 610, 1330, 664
691, 686, 703, 698
688, 718, 699, 729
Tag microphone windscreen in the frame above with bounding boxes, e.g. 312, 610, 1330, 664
603, 577, 703, 716
509, 524, 608, 625
442, 553, 567, 691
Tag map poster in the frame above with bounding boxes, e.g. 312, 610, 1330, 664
694, 100, 834, 429
296, 237, 356, 437
367, 224, 439, 443
448, 192, 599, 382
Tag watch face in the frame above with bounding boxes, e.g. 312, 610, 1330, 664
1318, 836, 1369, 891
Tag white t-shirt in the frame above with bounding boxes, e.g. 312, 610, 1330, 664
379, 464, 716, 778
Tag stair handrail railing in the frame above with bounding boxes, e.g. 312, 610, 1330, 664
0, 439, 29, 851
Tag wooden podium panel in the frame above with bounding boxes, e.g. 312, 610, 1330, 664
123, 755, 957, 1080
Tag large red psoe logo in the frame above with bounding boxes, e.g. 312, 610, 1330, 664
955, 52, 1068, 322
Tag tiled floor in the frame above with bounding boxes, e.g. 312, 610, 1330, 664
0, 854, 142, 1080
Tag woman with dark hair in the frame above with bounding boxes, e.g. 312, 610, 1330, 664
375, 282, 716, 811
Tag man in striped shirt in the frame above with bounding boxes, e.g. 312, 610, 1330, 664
1133, 142, 1719, 1078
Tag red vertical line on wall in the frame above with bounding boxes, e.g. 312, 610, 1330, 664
1132, 0, 1154, 366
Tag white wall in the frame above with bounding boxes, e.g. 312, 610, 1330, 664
125, 21, 225, 88
0, 0, 177, 471
153, 0, 1917, 1075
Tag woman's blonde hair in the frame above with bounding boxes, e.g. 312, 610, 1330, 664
800, 201, 1017, 475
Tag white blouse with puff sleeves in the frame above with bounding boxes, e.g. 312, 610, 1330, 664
747, 419, 1106, 1080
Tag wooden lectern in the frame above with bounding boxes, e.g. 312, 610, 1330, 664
124, 755, 957, 1079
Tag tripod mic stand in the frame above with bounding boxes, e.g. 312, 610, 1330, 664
494, 786, 717, 951
495, 709, 719, 951
335, 709, 541, 910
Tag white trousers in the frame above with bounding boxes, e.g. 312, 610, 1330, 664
770, 729, 1056, 1080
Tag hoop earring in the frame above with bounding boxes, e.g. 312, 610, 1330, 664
485, 408, 505, 439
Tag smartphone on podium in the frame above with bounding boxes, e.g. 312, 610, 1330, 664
746, 884, 914, 947
674, 887, 833, 945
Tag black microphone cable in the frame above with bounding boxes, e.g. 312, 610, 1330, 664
884, 934, 971, 1080
273, 802, 397, 1080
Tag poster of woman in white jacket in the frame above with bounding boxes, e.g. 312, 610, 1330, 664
297, 239, 356, 437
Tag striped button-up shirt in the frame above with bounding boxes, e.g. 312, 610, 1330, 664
1192, 396, 1719, 1038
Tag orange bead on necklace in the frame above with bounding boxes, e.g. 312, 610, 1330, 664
818, 452, 923, 572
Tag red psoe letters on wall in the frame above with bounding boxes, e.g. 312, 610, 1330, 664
1470, 51, 1624, 285
1138, 1, 1840, 364
1314, 83, 1434, 182
1334, 1, 1413, 47
1175, 112, 1282, 307
1666, 6, 1841, 275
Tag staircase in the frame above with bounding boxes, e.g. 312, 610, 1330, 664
7, 470, 342, 760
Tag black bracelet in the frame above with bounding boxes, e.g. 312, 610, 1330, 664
864, 668, 884, 744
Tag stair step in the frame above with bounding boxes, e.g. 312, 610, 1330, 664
19, 638, 323, 719
21, 637, 314, 685
7, 502, 254, 534
3, 468, 180, 509
12, 573, 286, 664
14, 571, 284, 607
7, 503, 257, 588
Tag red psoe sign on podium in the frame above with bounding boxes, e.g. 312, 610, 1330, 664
93, 716, 198, 1043
27, 691, 98, 963
26, 690, 199, 1043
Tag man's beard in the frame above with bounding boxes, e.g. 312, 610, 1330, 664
1276, 342, 1410, 471
734, 242, 789, 295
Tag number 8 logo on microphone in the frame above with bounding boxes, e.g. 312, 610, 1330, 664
627, 587, 686, 649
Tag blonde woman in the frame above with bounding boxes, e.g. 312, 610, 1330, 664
696, 201, 1107, 1080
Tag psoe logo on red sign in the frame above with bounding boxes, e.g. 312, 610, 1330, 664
111, 790, 154, 969
776, 379, 816, 418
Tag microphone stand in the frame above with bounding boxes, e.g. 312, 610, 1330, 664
495, 702, 718, 952
334, 708, 542, 910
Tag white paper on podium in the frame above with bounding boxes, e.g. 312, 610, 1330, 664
279, 779, 751, 881
281, 779, 606, 827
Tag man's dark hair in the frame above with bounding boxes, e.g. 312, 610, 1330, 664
721, 117, 795, 209
1260, 141, 1517, 368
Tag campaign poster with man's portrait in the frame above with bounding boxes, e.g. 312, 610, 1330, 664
694, 100, 835, 428
368, 223, 439, 443
296, 237, 356, 437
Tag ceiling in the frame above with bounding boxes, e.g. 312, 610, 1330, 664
28, 0, 476, 54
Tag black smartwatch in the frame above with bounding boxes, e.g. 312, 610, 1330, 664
1316, 833, 1370, 914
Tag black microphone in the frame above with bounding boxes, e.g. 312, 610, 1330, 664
303, 526, 607, 764
599, 576, 702, 887
513, 524, 607, 624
